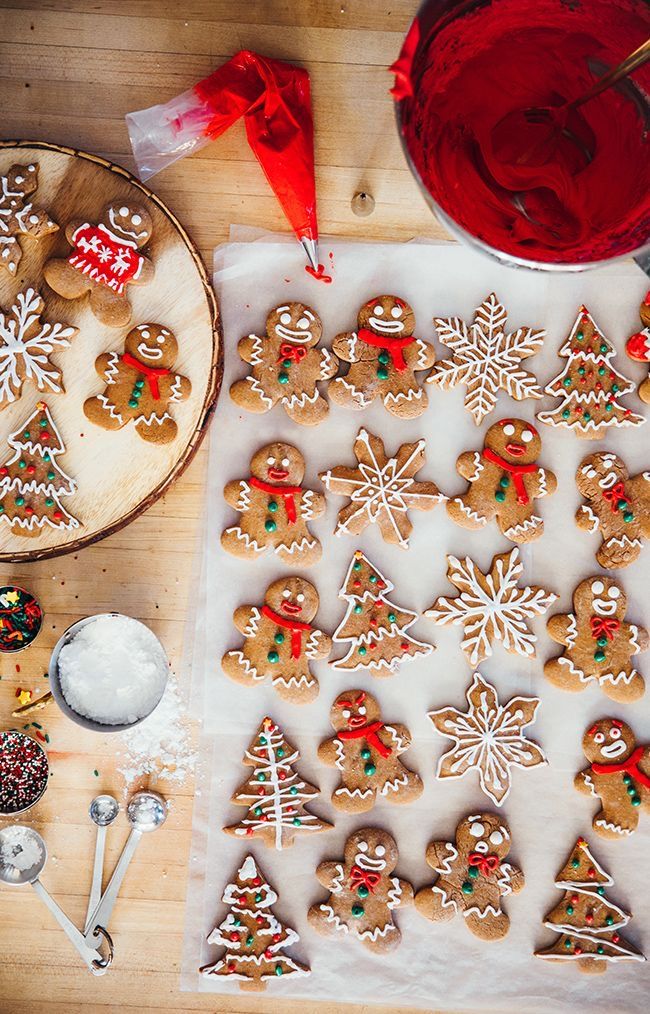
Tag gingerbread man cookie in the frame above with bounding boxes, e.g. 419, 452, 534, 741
229, 302, 338, 425
43, 202, 154, 327
0, 162, 58, 276
221, 442, 324, 566
626, 290, 650, 404
84, 323, 191, 444
329, 295, 436, 418
318, 690, 423, 812
222, 577, 331, 703
545, 577, 648, 703
308, 827, 413, 953
575, 452, 650, 569
575, 718, 650, 839
414, 813, 524, 941
447, 418, 557, 543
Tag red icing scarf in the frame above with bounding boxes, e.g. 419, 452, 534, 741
357, 328, 414, 372
261, 605, 311, 659
591, 745, 650, 789
121, 352, 170, 400
338, 720, 392, 758
249, 477, 301, 524
482, 448, 538, 505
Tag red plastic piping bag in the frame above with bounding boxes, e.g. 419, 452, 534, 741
126, 50, 319, 269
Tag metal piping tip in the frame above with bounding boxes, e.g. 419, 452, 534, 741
300, 235, 320, 272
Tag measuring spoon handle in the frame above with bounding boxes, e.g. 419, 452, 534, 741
32, 879, 108, 974
84, 823, 107, 934
84, 828, 141, 946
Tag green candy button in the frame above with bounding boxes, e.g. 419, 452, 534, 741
377, 367, 389, 380
351, 904, 364, 918
267, 650, 279, 663
265, 519, 277, 532
461, 882, 473, 895
274, 632, 285, 644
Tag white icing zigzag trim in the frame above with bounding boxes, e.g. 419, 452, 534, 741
503, 515, 543, 540
248, 334, 264, 366
169, 374, 183, 402
380, 771, 409, 796
283, 388, 319, 410
249, 375, 273, 407
223, 526, 263, 554
244, 606, 261, 636
277, 536, 317, 557
336, 376, 370, 408
452, 497, 488, 525
467, 452, 484, 481
97, 393, 123, 424
384, 387, 424, 406
565, 614, 578, 650
333, 785, 373, 800
236, 480, 251, 511
595, 817, 633, 836
386, 877, 402, 909
227, 649, 264, 682
301, 489, 315, 519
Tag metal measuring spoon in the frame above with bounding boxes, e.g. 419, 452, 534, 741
84, 794, 119, 934
84, 790, 167, 947
0, 825, 113, 975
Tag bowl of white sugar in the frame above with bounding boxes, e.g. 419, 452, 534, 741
49, 613, 170, 732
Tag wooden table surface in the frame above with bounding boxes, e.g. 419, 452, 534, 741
0, 3, 446, 1011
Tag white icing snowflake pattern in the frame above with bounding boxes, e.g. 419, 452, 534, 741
425, 548, 557, 666
320, 428, 445, 549
0, 288, 76, 407
429, 292, 545, 425
429, 672, 547, 806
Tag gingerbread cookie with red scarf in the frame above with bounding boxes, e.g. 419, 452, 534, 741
318, 689, 422, 812
545, 576, 648, 703
626, 291, 650, 404
414, 813, 524, 941
83, 323, 191, 444
44, 202, 154, 327
222, 577, 331, 703
575, 717, 650, 839
329, 295, 436, 418
308, 827, 413, 953
575, 452, 650, 569
447, 418, 557, 543
221, 442, 324, 566
230, 302, 338, 426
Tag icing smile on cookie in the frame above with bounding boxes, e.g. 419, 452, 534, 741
591, 580, 620, 617
266, 454, 291, 481
108, 205, 148, 241
280, 588, 305, 615
274, 307, 314, 343
354, 841, 387, 871
368, 302, 405, 334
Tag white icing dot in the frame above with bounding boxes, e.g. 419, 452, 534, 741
373, 305, 384, 315
280, 312, 291, 325
282, 589, 291, 598
610, 727, 621, 740
521, 429, 534, 443
140, 330, 150, 339
266, 456, 275, 465
156, 335, 165, 344
357, 841, 368, 852
375, 845, 385, 857
469, 822, 484, 837
358, 705, 366, 715
342, 709, 351, 718
297, 317, 309, 330
594, 731, 605, 744
132, 214, 142, 225
503, 423, 515, 436
15, 176, 24, 184
296, 593, 305, 603
608, 586, 621, 599
29, 215, 39, 224
391, 306, 402, 318
281, 457, 289, 467
489, 830, 503, 845
591, 580, 604, 594
119, 206, 129, 216
27, 164, 35, 171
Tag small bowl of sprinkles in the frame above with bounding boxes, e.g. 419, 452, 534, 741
0, 730, 49, 815
0, 586, 43, 653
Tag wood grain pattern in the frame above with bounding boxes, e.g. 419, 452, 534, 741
0, 1, 448, 1011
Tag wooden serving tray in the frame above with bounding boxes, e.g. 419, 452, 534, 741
0, 141, 221, 562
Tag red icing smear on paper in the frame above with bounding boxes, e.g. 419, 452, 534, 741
305, 263, 332, 283
397, 0, 650, 264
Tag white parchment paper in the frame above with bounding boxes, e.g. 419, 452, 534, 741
181, 235, 650, 1012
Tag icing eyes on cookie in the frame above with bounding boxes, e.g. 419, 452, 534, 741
296, 593, 305, 603
489, 830, 504, 845
281, 457, 290, 467
357, 840, 368, 852
469, 821, 485, 837
375, 844, 386, 857
282, 589, 291, 599
593, 730, 605, 744
591, 580, 605, 594
132, 214, 142, 226
391, 306, 403, 318
610, 726, 622, 740
280, 312, 292, 325
502, 423, 515, 436
297, 317, 309, 329
119, 206, 129, 216
342, 709, 351, 718
358, 705, 366, 715
266, 456, 275, 465
521, 429, 534, 442
373, 305, 384, 315
608, 586, 621, 599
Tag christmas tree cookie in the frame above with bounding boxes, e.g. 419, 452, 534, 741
575, 452, 650, 569
0, 402, 80, 537
575, 717, 650, 839
318, 689, 423, 812
0, 288, 77, 409
200, 853, 310, 990
535, 836, 645, 972
538, 306, 645, 437
223, 716, 332, 849
331, 551, 433, 675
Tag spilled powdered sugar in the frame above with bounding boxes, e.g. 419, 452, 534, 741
117, 675, 196, 791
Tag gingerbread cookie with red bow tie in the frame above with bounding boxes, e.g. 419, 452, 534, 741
575, 718, 650, 839
575, 452, 650, 569
414, 813, 524, 941
83, 323, 191, 444
447, 418, 557, 543
329, 294, 436, 418
308, 827, 413, 953
221, 442, 325, 566
318, 690, 422, 812
222, 577, 331, 704
545, 576, 648, 703
229, 302, 338, 426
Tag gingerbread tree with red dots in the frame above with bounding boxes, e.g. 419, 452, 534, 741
199, 853, 310, 991
223, 716, 332, 850
538, 306, 645, 438
535, 836, 644, 972
331, 550, 433, 676
0, 401, 80, 535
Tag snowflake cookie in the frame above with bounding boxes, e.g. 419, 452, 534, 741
575, 717, 650, 840
545, 576, 648, 703
429, 672, 547, 806
425, 548, 557, 666
318, 689, 423, 812
415, 813, 524, 941
222, 576, 331, 703
575, 452, 650, 569
0, 162, 58, 276
319, 428, 445, 549
308, 827, 413, 953
331, 551, 433, 675
538, 305, 645, 438
0, 288, 77, 409
428, 292, 545, 425
223, 716, 332, 849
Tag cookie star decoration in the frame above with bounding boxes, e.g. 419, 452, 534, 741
429, 672, 547, 806
319, 428, 445, 549
424, 549, 557, 666
428, 293, 545, 425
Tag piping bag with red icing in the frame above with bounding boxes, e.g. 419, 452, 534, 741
126, 50, 322, 275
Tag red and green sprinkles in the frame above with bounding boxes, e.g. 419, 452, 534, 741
0, 730, 49, 814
